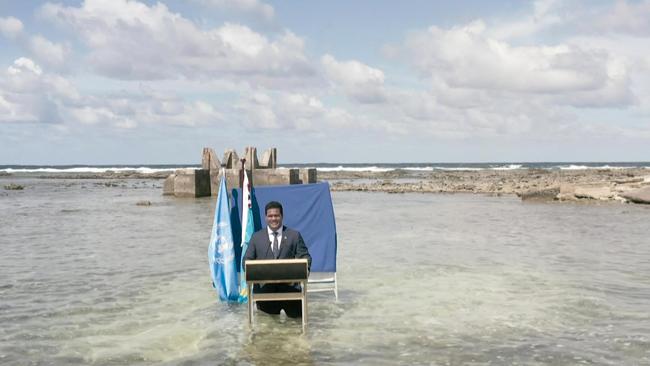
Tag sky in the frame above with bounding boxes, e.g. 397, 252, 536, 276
1, 0, 649, 164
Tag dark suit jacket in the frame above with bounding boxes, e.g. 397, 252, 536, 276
244, 226, 311, 293
244, 225, 312, 270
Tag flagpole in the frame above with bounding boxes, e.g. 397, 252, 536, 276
238, 164, 254, 303
239, 158, 246, 190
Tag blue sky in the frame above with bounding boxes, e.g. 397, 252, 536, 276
1, 0, 649, 164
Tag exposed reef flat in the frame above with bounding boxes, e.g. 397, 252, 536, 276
321, 168, 650, 204
4, 167, 649, 204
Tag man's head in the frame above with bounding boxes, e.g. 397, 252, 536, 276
265, 201, 283, 231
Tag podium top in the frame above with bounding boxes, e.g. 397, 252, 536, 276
245, 259, 309, 282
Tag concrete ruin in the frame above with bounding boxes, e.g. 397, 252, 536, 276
163, 147, 317, 197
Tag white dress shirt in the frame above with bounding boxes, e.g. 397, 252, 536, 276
267, 226, 283, 252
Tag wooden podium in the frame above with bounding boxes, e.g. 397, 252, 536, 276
245, 259, 309, 331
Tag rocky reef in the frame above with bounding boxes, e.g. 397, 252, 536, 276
322, 168, 650, 204
3, 183, 24, 190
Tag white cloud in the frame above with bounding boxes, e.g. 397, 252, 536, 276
598, 0, 650, 36
0, 57, 221, 128
376, 0, 650, 142
197, 0, 274, 21
407, 21, 604, 92
4, 57, 78, 103
63, 93, 221, 129
385, 87, 565, 139
0, 16, 23, 39
236, 92, 329, 130
376, 1, 650, 142
399, 20, 635, 109
235, 90, 413, 137
0, 16, 70, 72
39, 0, 311, 84
1, 58, 61, 123
233, 90, 390, 134
321, 54, 387, 104
28, 35, 70, 69
489, 0, 563, 40
8, 57, 42, 76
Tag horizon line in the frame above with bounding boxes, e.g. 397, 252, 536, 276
2, 161, 650, 166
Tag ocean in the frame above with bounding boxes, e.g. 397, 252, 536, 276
2, 161, 650, 174
1, 176, 649, 365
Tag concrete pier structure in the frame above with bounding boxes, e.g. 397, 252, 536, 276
170, 169, 211, 198
163, 147, 317, 197
201, 148, 220, 171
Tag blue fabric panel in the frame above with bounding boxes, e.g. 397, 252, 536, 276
232, 182, 337, 272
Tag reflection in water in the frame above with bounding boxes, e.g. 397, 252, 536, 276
0, 179, 649, 365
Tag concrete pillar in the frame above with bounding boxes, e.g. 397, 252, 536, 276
222, 149, 239, 169
202, 147, 220, 170
225, 168, 241, 193
173, 169, 211, 197
163, 174, 175, 195
299, 168, 317, 184
209, 170, 220, 196
260, 148, 277, 169
210, 168, 242, 196
243, 146, 259, 171
253, 168, 300, 186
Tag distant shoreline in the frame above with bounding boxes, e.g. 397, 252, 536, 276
3, 167, 650, 204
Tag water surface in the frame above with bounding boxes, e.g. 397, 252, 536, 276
1, 178, 649, 365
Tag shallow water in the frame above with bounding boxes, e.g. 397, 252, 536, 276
1, 178, 649, 365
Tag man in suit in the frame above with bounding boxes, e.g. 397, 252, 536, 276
244, 201, 311, 318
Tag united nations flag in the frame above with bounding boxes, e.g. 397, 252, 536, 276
208, 169, 239, 301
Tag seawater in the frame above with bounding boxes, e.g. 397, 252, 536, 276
1, 178, 649, 365
2, 161, 650, 174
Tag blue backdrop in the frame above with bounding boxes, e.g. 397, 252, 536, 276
231, 182, 337, 272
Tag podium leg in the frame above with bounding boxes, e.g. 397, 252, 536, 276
248, 283, 253, 327
302, 282, 307, 332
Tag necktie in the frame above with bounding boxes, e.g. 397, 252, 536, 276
272, 231, 279, 258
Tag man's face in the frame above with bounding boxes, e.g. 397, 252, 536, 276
266, 208, 283, 231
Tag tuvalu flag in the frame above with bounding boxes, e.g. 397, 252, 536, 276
238, 170, 254, 303
208, 169, 239, 302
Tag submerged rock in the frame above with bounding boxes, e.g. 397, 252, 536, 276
4, 183, 24, 190
519, 187, 559, 201
574, 184, 614, 200
621, 187, 650, 204
556, 184, 577, 201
